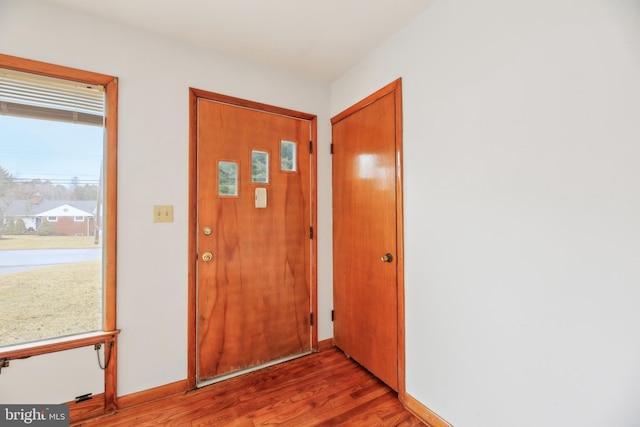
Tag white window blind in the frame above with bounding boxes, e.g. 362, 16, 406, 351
0, 67, 104, 126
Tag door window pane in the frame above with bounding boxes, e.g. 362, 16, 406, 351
251, 150, 269, 183
280, 140, 297, 172
218, 161, 239, 196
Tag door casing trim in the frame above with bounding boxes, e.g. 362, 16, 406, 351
187, 88, 318, 389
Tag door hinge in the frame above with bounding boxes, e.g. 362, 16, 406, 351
310, 226, 314, 239
310, 313, 314, 326
309, 140, 313, 154
330, 143, 334, 155
331, 310, 334, 322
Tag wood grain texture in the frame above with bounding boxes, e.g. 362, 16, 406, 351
309, 117, 319, 351
391, 79, 406, 397
196, 98, 312, 381
188, 89, 318, 389
0, 53, 116, 85
317, 338, 334, 352
402, 393, 453, 427
188, 88, 200, 390
72, 348, 424, 426
68, 394, 106, 424
116, 380, 189, 410
332, 82, 402, 391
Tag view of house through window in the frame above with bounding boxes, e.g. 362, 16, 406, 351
0, 69, 105, 347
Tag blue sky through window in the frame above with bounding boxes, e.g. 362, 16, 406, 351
0, 115, 103, 186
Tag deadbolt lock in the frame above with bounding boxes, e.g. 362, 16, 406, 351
202, 252, 213, 262
203, 227, 212, 235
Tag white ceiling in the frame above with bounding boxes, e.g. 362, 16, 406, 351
35, 0, 433, 82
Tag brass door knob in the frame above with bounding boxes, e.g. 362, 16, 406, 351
381, 253, 393, 263
202, 252, 213, 262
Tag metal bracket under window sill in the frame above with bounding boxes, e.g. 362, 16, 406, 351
0, 330, 120, 364
0, 358, 9, 374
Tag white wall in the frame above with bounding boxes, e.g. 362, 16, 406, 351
0, 346, 103, 403
0, 0, 333, 400
331, 0, 640, 425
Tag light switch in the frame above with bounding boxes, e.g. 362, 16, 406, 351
153, 205, 173, 223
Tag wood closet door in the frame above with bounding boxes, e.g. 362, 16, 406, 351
332, 83, 402, 391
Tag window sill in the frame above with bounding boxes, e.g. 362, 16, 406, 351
0, 330, 120, 361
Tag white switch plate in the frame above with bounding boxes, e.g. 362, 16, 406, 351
153, 205, 173, 222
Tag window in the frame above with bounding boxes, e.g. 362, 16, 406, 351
0, 56, 117, 348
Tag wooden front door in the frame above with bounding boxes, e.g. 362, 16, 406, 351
331, 80, 404, 391
194, 92, 316, 384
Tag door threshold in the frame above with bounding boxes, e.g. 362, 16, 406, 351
197, 350, 313, 388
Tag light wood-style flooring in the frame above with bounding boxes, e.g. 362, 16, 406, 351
74, 347, 424, 426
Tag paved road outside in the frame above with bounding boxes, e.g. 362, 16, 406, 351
0, 248, 102, 275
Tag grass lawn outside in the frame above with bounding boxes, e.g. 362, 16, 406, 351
0, 234, 102, 250
0, 235, 103, 347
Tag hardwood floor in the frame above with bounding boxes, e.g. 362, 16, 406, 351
74, 347, 424, 426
